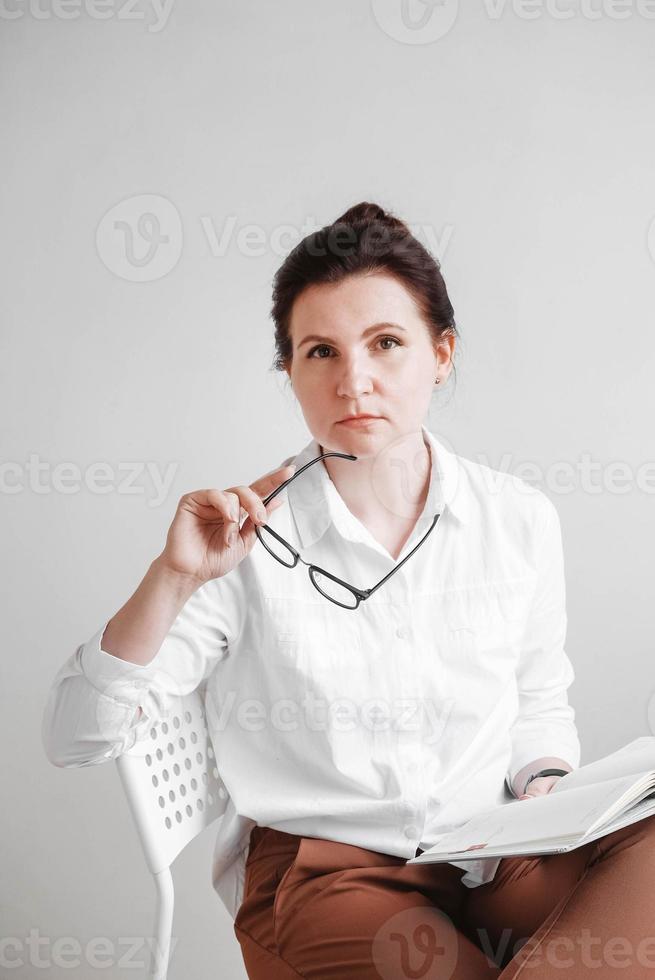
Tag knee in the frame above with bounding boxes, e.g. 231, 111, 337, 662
597, 813, 655, 857
622, 813, 655, 840
633, 813, 655, 844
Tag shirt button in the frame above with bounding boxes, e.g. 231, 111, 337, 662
404, 825, 419, 839
396, 626, 407, 639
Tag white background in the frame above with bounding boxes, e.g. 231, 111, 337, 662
2, 0, 655, 976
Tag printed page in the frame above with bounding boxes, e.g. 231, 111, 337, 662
551, 737, 655, 794
574, 794, 655, 846
419, 774, 640, 857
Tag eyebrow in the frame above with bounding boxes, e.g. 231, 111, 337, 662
297, 322, 408, 349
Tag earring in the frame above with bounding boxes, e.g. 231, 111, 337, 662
435, 377, 440, 384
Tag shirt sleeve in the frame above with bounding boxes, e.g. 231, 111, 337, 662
505, 493, 582, 793
41, 574, 241, 768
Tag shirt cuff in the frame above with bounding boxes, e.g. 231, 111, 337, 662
506, 744, 580, 796
80, 621, 153, 706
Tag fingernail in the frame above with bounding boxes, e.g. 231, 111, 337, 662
229, 530, 237, 547
257, 508, 267, 523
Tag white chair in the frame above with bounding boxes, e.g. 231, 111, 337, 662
115, 682, 229, 980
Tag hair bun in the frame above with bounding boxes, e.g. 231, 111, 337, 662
334, 201, 402, 229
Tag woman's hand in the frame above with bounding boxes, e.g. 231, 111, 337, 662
157, 462, 296, 585
518, 774, 563, 800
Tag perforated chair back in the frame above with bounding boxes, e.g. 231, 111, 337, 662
115, 684, 228, 980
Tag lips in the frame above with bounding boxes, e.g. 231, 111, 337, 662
338, 415, 380, 422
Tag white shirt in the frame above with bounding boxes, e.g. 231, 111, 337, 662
42, 425, 581, 922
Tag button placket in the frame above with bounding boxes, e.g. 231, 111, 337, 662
393, 602, 426, 847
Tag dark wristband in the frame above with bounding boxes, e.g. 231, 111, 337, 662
522, 767, 570, 795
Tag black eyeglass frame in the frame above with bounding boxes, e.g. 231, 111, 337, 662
255, 451, 441, 610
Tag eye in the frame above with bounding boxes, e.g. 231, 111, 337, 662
378, 336, 402, 350
306, 336, 402, 359
307, 344, 333, 359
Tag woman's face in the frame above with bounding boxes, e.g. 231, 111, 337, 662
285, 271, 454, 455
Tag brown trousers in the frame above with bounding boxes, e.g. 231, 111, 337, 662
233, 813, 655, 978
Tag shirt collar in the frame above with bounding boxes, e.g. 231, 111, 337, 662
285, 424, 471, 552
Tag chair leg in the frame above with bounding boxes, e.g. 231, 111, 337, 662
150, 868, 174, 980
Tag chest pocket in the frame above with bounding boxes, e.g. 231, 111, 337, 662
434, 581, 534, 696
268, 598, 366, 699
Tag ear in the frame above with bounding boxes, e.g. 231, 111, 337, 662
434, 332, 455, 379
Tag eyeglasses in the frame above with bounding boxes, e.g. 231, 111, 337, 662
255, 451, 440, 610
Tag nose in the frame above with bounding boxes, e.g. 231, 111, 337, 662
335, 355, 374, 399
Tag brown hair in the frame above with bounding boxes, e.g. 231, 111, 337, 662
270, 201, 458, 385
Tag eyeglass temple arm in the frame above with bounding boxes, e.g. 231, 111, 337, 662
362, 513, 441, 599
261, 451, 357, 506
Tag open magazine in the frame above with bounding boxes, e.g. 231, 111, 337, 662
407, 737, 655, 866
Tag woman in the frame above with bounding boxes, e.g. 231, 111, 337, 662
43, 203, 655, 978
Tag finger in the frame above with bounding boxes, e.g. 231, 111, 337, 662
223, 484, 275, 530
199, 488, 241, 547
240, 495, 285, 532
251, 463, 297, 500
233, 476, 295, 522
519, 784, 550, 799
182, 489, 238, 547
235, 496, 285, 549
190, 487, 239, 521
228, 464, 296, 527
